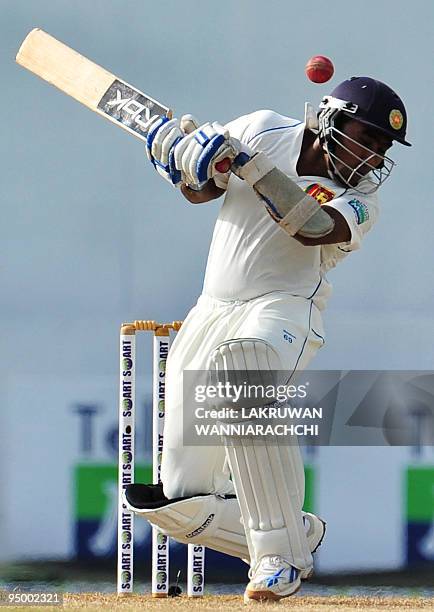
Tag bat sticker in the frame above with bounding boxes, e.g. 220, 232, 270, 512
98, 79, 169, 136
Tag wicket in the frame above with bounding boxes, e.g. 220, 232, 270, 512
117, 321, 206, 597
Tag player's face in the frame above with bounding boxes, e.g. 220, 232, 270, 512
332, 120, 393, 187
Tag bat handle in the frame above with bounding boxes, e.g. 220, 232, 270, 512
215, 158, 232, 173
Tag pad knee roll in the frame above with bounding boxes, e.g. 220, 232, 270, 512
207, 338, 283, 413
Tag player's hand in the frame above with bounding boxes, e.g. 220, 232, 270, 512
173, 122, 240, 186
145, 116, 184, 186
145, 114, 203, 187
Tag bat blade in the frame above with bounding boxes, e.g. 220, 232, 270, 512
16, 28, 172, 142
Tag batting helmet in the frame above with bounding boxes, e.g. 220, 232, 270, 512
325, 77, 411, 146
317, 77, 410, 193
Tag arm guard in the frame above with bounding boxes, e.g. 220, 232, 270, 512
235, 152, 335, 239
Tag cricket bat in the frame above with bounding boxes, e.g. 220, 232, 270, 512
16, 29, 232, 172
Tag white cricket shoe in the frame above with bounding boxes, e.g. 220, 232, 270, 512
305, 512, 326, 553
244, 555, 301, 603
301, 512, 327, 580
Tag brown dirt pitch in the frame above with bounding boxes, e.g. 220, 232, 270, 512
59, 593, 434, 611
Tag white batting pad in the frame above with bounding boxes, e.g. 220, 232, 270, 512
125, 492, 249, 562
125, 488, 323, 568
209, 338, 313, 570
225, 437, 312, 569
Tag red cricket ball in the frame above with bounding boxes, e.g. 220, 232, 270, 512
305, 55, 334, 84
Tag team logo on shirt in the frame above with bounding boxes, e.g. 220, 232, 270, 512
305, 183, 335, 205
348, 198, 369, 224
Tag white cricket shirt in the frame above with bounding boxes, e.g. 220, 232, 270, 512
202, 110, 379, 310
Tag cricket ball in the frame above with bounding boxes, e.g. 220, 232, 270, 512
305, 55, 334, 83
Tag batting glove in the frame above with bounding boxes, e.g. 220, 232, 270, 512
173, 122, 244, 186
145, 116, 185, 186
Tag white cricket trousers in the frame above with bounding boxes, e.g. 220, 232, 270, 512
160, 291, 325, 499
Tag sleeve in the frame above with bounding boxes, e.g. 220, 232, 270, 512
325, 190, 379, 252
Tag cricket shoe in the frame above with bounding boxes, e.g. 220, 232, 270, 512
301, 512, 327, 580
244, 555, 301, 603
